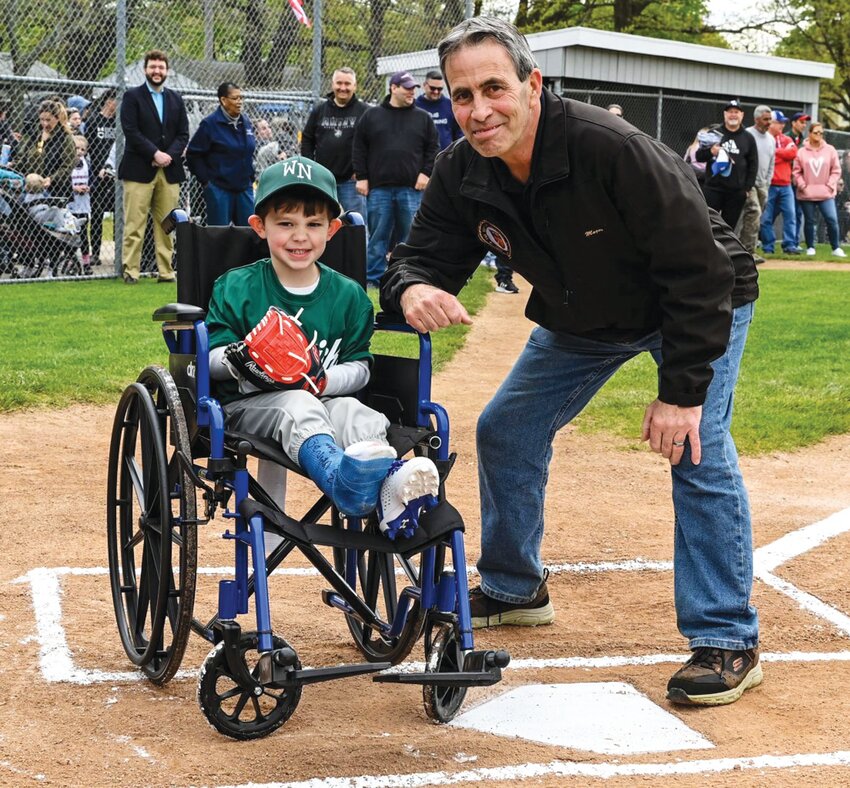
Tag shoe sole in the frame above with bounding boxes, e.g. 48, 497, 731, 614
666, 662, 763, 706
398, 458, 439, 504
471, 601, 555, 629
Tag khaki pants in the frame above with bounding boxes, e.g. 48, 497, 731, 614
122, 169, 180, 280
738, 184, 769, 254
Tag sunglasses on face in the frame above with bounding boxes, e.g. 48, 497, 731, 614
810, 130, 823, 135
426, 85, 444, 92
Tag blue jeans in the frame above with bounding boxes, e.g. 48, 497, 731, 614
476, 302, 758, 650
336, 179, 368, 226
204, 182, 254, 226
801, 198, 840, 249
760, 185, 797, 252
366, 186, 422, 285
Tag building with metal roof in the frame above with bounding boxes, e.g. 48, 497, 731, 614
378, 26, 837, 152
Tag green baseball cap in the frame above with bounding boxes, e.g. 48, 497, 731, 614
254, 156, 341, 217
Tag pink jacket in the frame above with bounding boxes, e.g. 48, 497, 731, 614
793, 140, 841, 201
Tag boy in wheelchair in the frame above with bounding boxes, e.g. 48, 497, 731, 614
205, 156, 440, 539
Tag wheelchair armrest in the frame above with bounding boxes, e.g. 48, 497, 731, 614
153, 302, 207, 323
160, 208, 190, 234
375, 311, 416, 333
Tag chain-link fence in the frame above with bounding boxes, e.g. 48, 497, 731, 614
0, 0, 472, 283
1, 7, 846, 283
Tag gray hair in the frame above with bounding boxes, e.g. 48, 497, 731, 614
333, 66, 356, 79
438, 16, 538, 85
754, 104, 772, 118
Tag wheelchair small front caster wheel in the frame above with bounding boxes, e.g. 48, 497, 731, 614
197, 631, 302, 740
423, 624, 468, 723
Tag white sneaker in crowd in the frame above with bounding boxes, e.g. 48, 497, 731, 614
806, 247, 817, 256
832, 247, 846, 257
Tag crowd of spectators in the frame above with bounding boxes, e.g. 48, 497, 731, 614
4, 63, 849, 280
685, 102, 848, 259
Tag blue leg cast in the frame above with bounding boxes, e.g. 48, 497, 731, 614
333, 444, 396, 516
297, 434, 343, 501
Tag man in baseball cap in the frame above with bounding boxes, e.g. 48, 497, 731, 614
790, 112, 810, 147
724, 98, 742, 111
761, 110, 802, 255
389, 71, 420, 89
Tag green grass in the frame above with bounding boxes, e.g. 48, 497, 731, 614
3, 267, 847, 456
573, 269, 850, 455
0, 267, 493, 412
764, 242, 850, 263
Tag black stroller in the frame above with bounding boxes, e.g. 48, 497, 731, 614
0, 168, 83, 279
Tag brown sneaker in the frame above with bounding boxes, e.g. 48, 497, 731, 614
469, 571, 555, 629
667, 647, 763, 706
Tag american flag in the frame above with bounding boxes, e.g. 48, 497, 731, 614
288, 0, 311, 26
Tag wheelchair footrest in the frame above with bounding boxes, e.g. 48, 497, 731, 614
374, 648, 509, 687
373, 670, 502, 688
270, 661, 393, 687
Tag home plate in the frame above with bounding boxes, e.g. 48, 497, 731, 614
450, 682, 714, 755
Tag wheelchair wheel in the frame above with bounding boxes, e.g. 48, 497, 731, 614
106, 365, 197, 684
197, 632, 302, 740
423, 624, 468, 723
333, 512, 425, 665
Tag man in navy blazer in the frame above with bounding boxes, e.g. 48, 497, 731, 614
118, 49, 189, 283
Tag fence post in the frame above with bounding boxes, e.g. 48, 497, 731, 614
114, 0, 127, 277
311, 0, 323, 103
656, 89, 663, 141
465, 0, 473, 18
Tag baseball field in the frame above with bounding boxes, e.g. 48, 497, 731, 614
2, 263, 850, 787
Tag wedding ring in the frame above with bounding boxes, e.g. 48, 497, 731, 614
672, 440, 685, 447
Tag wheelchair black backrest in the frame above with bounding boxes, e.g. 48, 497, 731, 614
175, 222, 366, 310
168, 220, 424, 432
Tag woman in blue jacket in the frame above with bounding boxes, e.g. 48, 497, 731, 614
187, 83, 256, 226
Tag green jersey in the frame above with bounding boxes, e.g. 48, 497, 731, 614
206, 259, 374, 404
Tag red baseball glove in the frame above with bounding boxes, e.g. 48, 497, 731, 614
224, 307, 327, 395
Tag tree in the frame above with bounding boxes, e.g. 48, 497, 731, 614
516, 0, 726, 44
770, 0, 850, 127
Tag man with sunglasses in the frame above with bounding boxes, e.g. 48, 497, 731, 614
414, 70, 462, 151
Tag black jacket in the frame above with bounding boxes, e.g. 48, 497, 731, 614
118, 83, 189, 184
381, 90, 758, 407
300, 93, 370, 182
352, 97, 439, 188
695, 125, 758, 193
86, 111, 117, 173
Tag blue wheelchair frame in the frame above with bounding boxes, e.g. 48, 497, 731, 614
107, 213, 509, 739
159, 314, 476, 657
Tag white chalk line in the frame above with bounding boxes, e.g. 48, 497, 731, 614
10, 506, 850, 686
214, 750, 850, 787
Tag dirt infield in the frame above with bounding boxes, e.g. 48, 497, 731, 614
2, 280, 850, 787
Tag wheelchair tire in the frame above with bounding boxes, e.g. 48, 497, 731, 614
423, 624, 468, 724
106, 365, 197, 684
332, 511, 425, 665
197, 632, 302, 740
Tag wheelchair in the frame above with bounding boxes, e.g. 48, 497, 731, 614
106, 213, 509, 740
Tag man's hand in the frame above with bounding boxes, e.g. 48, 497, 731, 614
356, 179, 369, 196
400, 283, 472, 333
414, 172, 429, 191
152, 150, 172, 168
641, 399, 702, 466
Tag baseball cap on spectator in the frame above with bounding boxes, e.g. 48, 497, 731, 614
389, 71, 419, 89
711, 148, 733, 177
770, 110, 789, 123
791, 112, 811, 122
66, 95, 91, 112
724, 99, 742, 111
